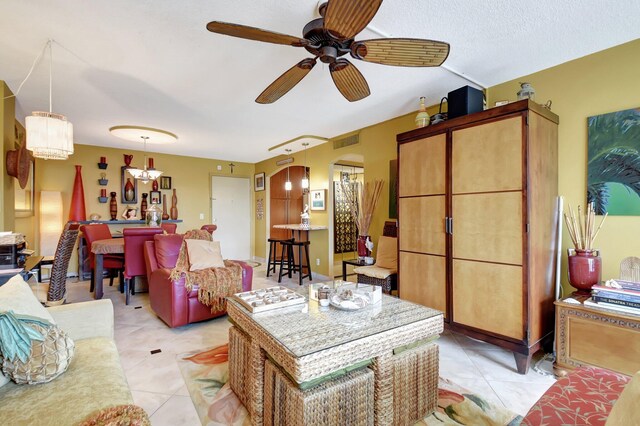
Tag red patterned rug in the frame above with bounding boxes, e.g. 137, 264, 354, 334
177, 344, 522, 425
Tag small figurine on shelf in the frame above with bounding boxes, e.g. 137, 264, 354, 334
98, 172, 108, 186
98, 188, 108, 203
122, 207, 138, 220
300, 204, 310, 229
98, 156, 108, 169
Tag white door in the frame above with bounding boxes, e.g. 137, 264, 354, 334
211, 176, 251, 260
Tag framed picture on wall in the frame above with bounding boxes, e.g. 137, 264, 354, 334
310, 189, 326, 211
255, 172, 265, 191
150, 191, 161, 204
160, 176, 172, 190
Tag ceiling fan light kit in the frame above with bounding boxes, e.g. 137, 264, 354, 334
207, 0, 450, 103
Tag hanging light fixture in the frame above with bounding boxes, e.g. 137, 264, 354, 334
284, 149, 292, 191
109, 126, 177, 184
25, 40, 74, 160
301, 142, 309, 189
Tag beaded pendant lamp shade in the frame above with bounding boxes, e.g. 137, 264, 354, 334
25, 41, 74, 160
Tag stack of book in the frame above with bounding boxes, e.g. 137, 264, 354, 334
585, 279, 640, 315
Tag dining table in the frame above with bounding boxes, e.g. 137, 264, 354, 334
91, 238, 124, 299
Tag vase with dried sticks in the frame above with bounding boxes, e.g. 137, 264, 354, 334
341, 179, 384, 260
564, 203, 607, 295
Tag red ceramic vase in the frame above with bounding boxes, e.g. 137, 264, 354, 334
69, 165, 86, 221
152, 179, 158, 191
357, 235, 371, 259
567, 249, 602, 295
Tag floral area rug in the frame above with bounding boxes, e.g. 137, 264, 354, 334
177, 344, 522, 426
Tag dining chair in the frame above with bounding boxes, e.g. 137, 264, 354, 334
161, 223, 177, 234
80, 224, 124, 293
45, 222, 80, 306
201, 224, 217, 234
123, 227, 163, 305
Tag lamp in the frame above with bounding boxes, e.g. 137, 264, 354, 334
301, 142, 309, 189
25, 41, 74, 160
109, 126, 177, 184
284, 149, 292, 191
39, 191, 63, 256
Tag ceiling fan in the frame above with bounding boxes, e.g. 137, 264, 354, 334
206, 0, 450, 104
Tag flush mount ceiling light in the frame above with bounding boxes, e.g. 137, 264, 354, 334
25, 40, 74, 160
109, 125, 177, 184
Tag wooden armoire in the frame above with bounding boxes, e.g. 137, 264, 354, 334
396, 100, 559, 374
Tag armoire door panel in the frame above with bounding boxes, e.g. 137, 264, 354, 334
452, 192, 523, 265
452, 116, 523, 194
399, 134, 446, 197
399, 196, 446, 255
400, 252, 447, 316
453, 260, 524, 340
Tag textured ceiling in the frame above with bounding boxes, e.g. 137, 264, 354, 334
1, 0, 639, 162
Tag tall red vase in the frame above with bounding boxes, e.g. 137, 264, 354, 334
69, 165, 86, 221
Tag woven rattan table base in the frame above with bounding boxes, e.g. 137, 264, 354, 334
228, 302, 442, 426
264, 358, 374, 426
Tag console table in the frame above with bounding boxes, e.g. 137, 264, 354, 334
554, 295, 640, 377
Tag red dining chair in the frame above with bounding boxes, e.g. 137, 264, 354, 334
161, 223, 177, 234
200, 224, 217, 234
80, 224, 124, 293
123, 227, 164, 305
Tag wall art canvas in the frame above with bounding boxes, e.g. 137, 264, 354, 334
587, 107, 640, 215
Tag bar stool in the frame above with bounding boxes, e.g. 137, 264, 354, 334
278, 240, 312, 286
266, 238, 294, 277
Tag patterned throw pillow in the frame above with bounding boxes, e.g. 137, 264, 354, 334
1, 322, 75, 385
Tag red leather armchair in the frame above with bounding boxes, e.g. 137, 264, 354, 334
144, 233, 253, 328
123, 227, 164, 305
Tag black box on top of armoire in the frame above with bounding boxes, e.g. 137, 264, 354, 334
447, 85, 484, 119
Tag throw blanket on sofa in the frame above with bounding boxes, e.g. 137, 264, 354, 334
169, 230, 242, 312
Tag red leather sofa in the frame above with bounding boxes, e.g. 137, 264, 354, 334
144, 233, 253, 328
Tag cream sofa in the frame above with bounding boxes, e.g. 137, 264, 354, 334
0, 299, 133, 425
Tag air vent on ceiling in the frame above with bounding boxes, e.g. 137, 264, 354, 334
333, 133, 359, 150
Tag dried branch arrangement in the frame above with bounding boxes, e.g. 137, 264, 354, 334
341, 180, 384, 236
564, 202, 607, 251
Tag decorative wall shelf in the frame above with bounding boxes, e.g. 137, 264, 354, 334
98, 162, 108, 169
98, 179, 108, 185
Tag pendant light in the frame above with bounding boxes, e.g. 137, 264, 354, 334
109, 125, 177, 184
301, 142, 309, 189
25, 40, 74, 160
284, 149, 292, 191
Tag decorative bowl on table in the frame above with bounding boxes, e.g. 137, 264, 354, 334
329, 288, 370, 311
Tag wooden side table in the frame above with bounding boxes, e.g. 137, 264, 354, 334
554, 295, 640, 377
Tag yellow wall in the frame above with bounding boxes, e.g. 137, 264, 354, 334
253, 106, 440, 276
1, 81, 16, 231
30, 143, 254, 273
487, 38, 640, 294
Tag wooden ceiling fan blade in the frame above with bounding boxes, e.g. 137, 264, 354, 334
206, 21, 308, 47
351, 38, 450, 67
329, 59, 370, 102
323, 0, 383, 40
256, 58, 317, 104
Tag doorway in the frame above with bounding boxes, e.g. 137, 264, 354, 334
330, 161, 364, 278
211, 176, 251, 260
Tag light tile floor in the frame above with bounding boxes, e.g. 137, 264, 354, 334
37, 264, 556, 424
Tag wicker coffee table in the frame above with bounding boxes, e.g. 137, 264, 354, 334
227, 285, 443, 425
